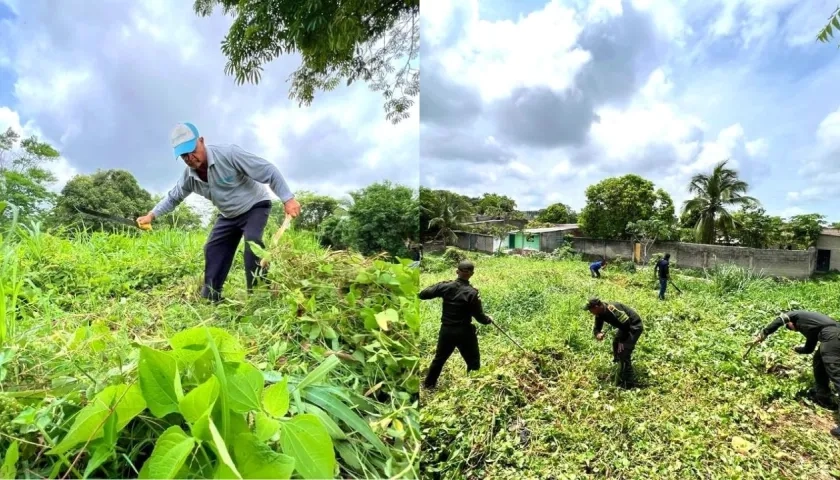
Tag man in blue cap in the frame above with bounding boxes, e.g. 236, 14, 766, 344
136, 122, 301, 302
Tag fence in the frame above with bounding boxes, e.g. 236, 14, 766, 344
568, 237, 816, 279
454, 232, 496, 253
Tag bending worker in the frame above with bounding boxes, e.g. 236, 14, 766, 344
419, 260, 493, 391
752, 310, 840, 438
137, 122, 301, 302
585, 297, 644, 388
590, 258, 607, 278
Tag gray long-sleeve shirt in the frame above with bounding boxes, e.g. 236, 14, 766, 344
151, 143, 295, 219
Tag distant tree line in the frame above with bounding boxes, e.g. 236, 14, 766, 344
0, 127, 418, 259
421, 160, 836, 251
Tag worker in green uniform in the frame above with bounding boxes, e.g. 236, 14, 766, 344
752, 310, 840, 437
585, 297, 644, 388
420, 260, 494, 390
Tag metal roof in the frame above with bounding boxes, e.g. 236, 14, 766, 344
510, 224, 580, 234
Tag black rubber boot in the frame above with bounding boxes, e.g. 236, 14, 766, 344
807, 388, 837, 409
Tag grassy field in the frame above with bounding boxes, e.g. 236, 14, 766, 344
420, 252, 840, 479
0, 215, 419, 479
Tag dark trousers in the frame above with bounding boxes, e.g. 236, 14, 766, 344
424, 324, 480, 388
201, 201, 271, 301
613, 328, 642, 386
814, 331, 840, 398
591, 267, 601, 278
658, 278, 668, 299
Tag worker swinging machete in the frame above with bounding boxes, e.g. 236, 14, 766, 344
74, 206, 152, 231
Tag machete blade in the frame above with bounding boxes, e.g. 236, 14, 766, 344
74, 206, 151, 230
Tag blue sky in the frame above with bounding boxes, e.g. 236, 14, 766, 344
420, 0, 840, 221
0, 0, 418, 212
0, 3, 15, 108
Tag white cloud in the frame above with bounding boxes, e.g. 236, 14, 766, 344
0, 0, 417, 206
0, 106, 79, 188
434, 0, 591, 103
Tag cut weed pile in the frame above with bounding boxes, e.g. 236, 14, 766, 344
421, 254, 840, 479
0, 214, 419, 479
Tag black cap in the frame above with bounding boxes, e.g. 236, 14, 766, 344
457, 260, 475, 271
583, 297, 602, 310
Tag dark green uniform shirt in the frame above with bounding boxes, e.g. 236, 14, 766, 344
593, 302, 643, 336
419, 278, 491, 327
761, 310, 839, 354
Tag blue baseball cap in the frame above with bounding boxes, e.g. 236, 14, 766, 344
170, 122, 200, 158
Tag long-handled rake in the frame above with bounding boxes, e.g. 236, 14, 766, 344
491, 320, 526, 352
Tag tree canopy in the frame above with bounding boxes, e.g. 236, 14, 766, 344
535, 203, 576, 224
0, 128, 59, 228
578, 174, 673, 240
193, 0, 419, 124
681, 159, 757, 244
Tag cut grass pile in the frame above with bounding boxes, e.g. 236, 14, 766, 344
0, 215, 419, 479
420, 253, 840, 479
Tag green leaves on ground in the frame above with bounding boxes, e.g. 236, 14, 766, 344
47, 327, 367, 478
5, 222, 419, 479
139, 346, 182, 417
280, 414, 336, 480
138, 426, 195, 479
49, 384, 146, 455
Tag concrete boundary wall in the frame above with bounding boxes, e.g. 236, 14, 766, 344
569, 237, 815, 279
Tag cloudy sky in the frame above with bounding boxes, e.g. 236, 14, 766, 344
0, 0, 418, 214
421, 0, 840, 220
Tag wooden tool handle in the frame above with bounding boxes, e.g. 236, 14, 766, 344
260, 214, 292, 268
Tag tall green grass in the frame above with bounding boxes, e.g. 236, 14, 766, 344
420, 253, 840, 479
0, 212, 420, 479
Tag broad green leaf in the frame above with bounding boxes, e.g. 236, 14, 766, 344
255, 412, 280, 442
138, 346, 182, 418
138, 425, 196, 479
263, 377, 289, 418
215, 463, 239, 479
280, 413, 336, 480
208, 418, 243, 479
179, 375, 220, 423
374, 308, 398, 331
170, 327, 246, 363
82, 443, 113, 479
170, 345, 209, 366
302, 388, 388, 456
233, 432, 295, 479
225, 362, 264, 413
49, 384, 146, 455
191, 412, 212, 443
0, 441, 18, 479
303, 403, 346, 440
294, 355, 340, 392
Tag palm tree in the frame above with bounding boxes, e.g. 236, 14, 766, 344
681, 159, 758, 244
422, 190, 474, 247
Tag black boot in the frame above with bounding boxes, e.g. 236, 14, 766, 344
830, 426, 840, 438
617, 362, 636, 389
807, 388, 837, 409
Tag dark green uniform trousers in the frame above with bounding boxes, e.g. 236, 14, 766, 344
613, 328, 643, 386
814, 327, 840, 399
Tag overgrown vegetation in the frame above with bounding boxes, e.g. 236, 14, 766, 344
0, 204, 419, 478
420, 253, 840, 478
